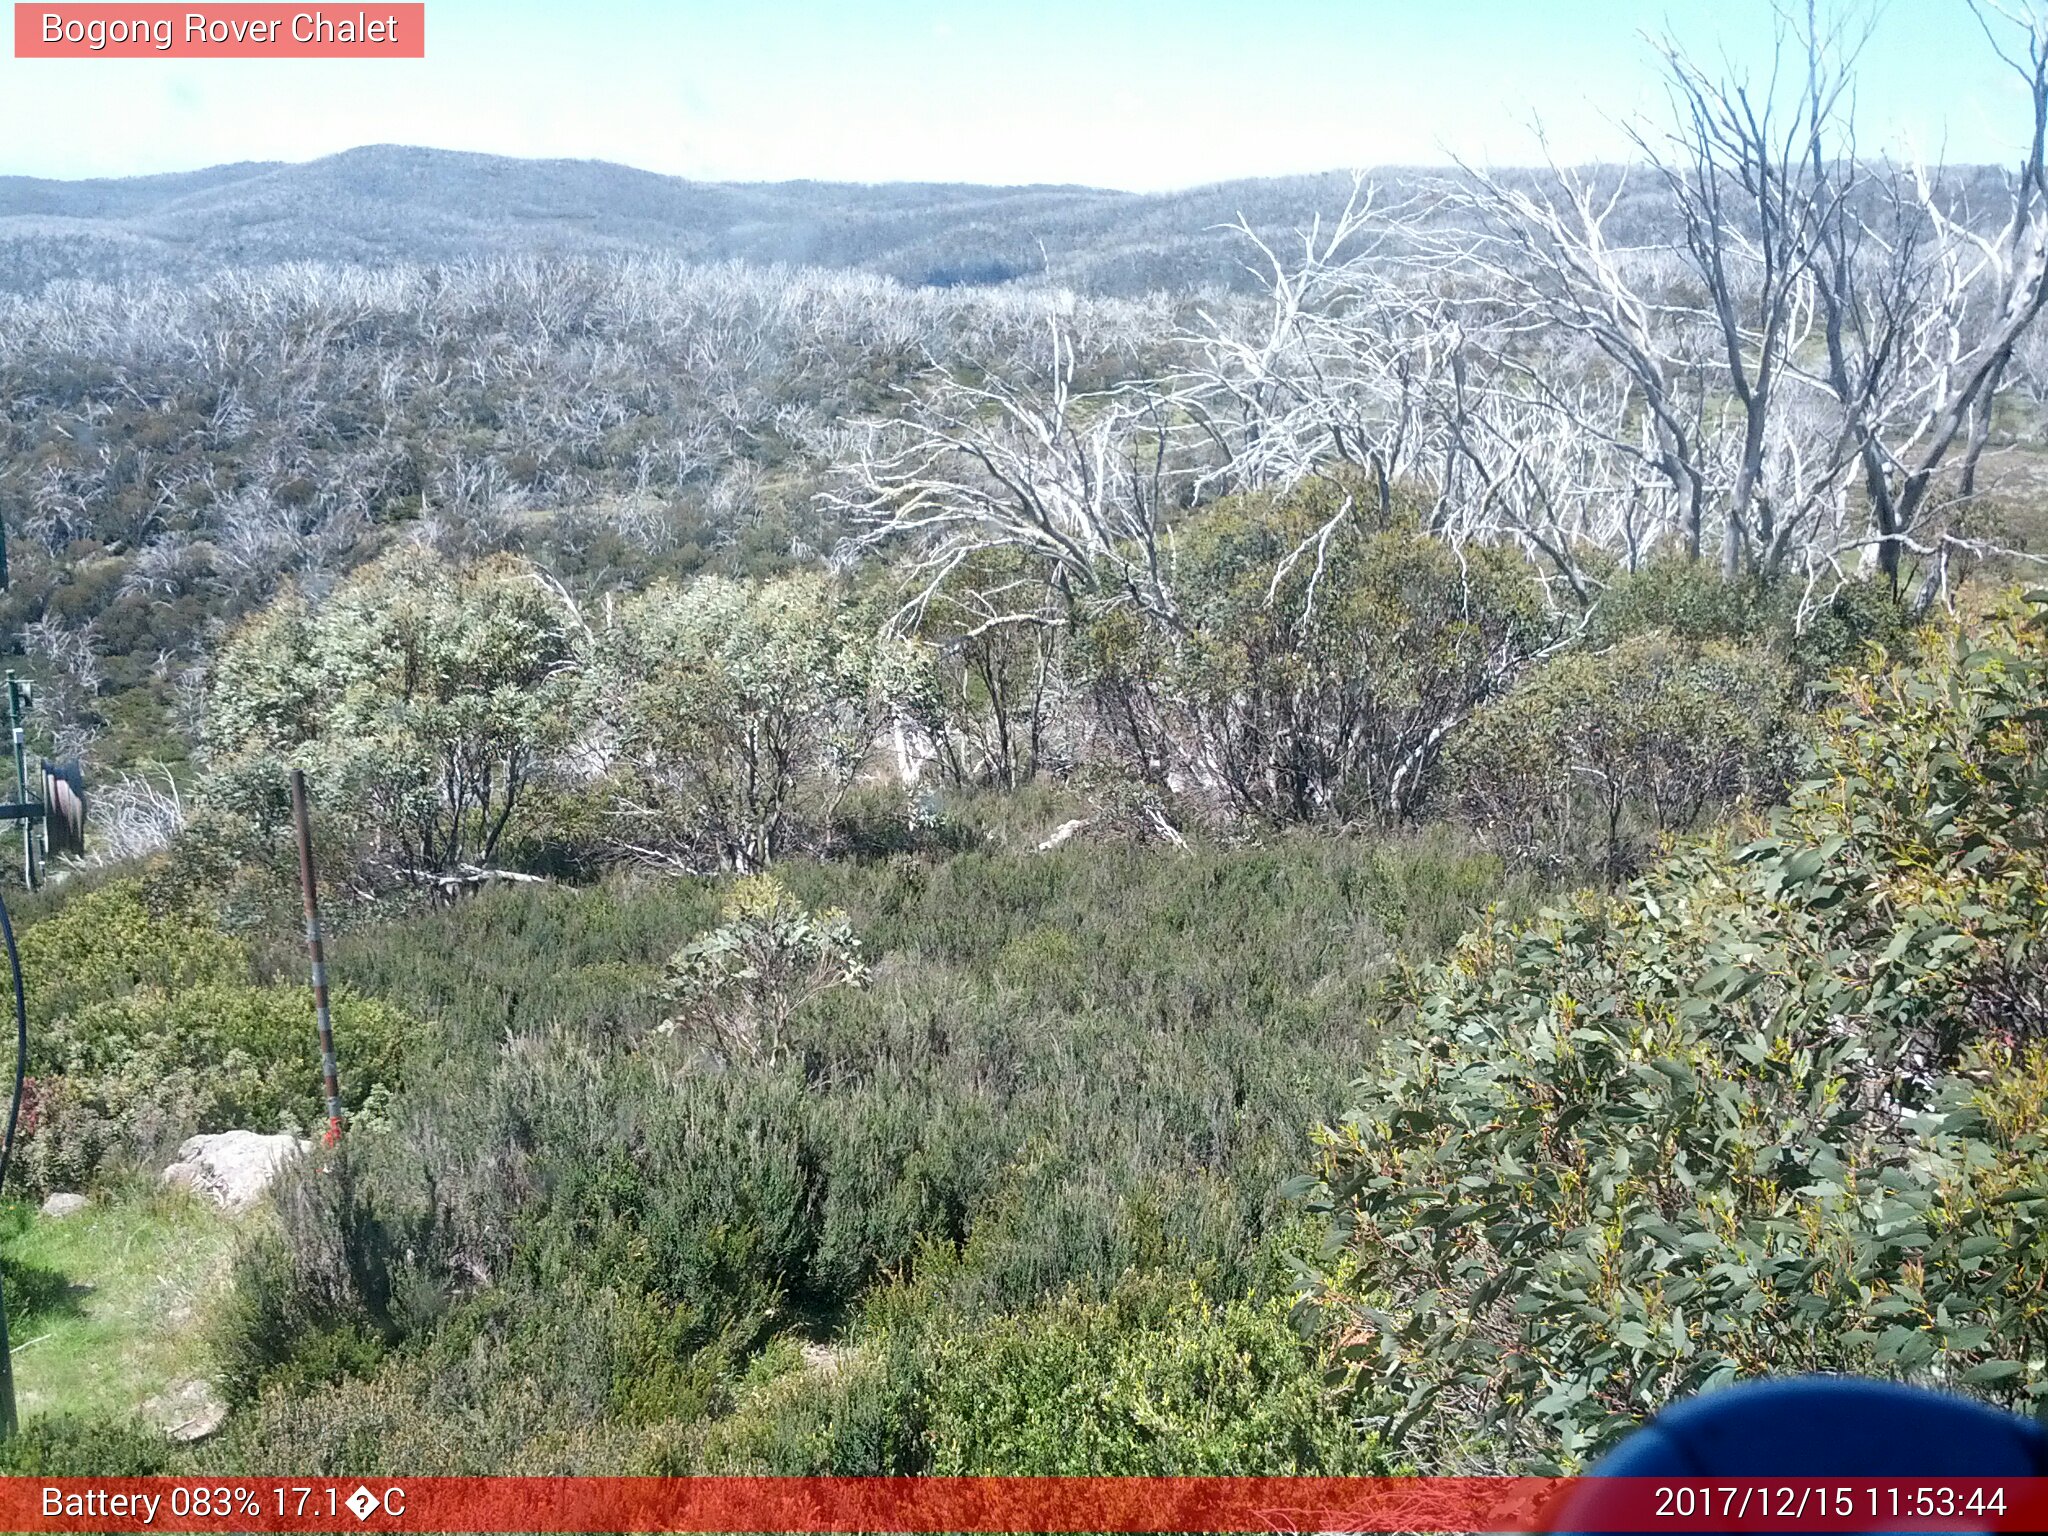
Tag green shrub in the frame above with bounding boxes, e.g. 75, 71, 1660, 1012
212, 1217, 395, 1406
1449, 631, 1797, 878
826, 781, 981, 862
689, 1334, 924, 1475
0, 1415, 177, 1475
1076, 485, 1550, 825
1579, 560, 1917, 697
659, 875, 868, 1063
1581, 563, 1909, 675
12, 878, 421, 1194
696, 1254, 1383, 1478
201, 548, 578, 893
1581, 561, 1792, 649
209, 833, 1531, 1467
1300, 599, 2048, 1471
215, 1218, 779, 1470
583, 573, 926, 871
50, 984, 412, 1129
918, 1273, 1383, 1475
902, 548, 1067, 794
207, 1327, 675, 1482
1788, 579, 1916, 678
18, 879, 245, 1036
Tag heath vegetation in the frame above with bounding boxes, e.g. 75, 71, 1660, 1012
5, 0, 2048, 1481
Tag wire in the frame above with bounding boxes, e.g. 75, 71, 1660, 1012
0, 888, 26, 1195
0, 885, 26, 1435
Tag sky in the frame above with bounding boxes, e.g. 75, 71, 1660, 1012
0, 0, 2028, 190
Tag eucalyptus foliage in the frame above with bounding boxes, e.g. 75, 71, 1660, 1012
203, 547, 577, 887
585, 573, 927, 872
660, 875, 869, 1063
1300, 601, 2048, 1470
1076, 483, 1549, 825
1450, 630, 1797, 878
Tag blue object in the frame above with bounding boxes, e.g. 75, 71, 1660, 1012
1546, 1377, 2048, 1534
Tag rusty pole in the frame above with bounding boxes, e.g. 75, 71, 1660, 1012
289, 768, 343, 1145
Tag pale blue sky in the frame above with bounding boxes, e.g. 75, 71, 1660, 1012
0, 1, 2020, 189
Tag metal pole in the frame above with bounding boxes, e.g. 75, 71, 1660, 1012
6, 676, 30, 893
289, 769, 344, 1145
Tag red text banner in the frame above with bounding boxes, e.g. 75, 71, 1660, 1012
14, 5, 424, 57
3, 1477, 2048, 1532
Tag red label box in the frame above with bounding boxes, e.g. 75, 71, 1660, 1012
14, 3, 424, 57
5, 1477, 2048, 1533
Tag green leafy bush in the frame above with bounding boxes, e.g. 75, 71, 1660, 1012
1076, 484, 1549, 826
201, 548, 578, 892
209, 833, 1532, 1467
1449, 631, 1796, 877
693, 1259, 1382, 1478
1581, 562, 1909, 677
18, 879, 245, 1033
1301, 600, 2048, 1471
12, 879, 420, 1193
584, 573, 926, 872
207, 1277, 746, 1474
686, 1333, 923, 1475
0, 1415, 176, 1475
48, 984, 411, 1126
917, 1274, 1384, 1475
659, 875, 868, 1063
902, 549, 1066, 792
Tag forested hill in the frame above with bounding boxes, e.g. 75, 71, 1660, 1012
8, 147, 2018, 298
2, 148, 1465, 294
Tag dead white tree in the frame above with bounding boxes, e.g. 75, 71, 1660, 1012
19, 612, 104, 761
825, 320, 1188, 630
1803, 0, 2048, 590
1174, 180, 1462, 516
1632, 16, 1851, 578
1430, 0, 2048, 600
73, 764, 185, 867
1448, 152, 1727, 570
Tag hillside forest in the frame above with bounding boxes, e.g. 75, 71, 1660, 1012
3, 1, 2048, 1483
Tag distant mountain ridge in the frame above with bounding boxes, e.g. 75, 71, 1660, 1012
0, 144, 1389, 294
3, 145, 2015, 297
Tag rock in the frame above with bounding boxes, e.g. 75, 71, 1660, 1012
800, 1341, 846, 1377
38, 1192, 89, 1219
160, 1130, 309, 1213
140, 1378, 227, 1443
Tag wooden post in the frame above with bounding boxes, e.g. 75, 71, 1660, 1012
289, 769, 343, 1144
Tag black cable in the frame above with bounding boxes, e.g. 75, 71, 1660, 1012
0, 885, 27, 1435
0, 888, 26, 1194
